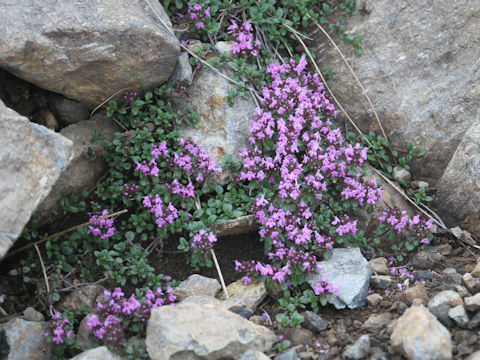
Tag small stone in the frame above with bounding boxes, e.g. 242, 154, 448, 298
23, 307, 44, 322
464, 293, 480, 312
343, 334, 370, 360
352, 319, 363, 330
441, 272, 463, 285
75, 315, 96, 351
60, 285, 103, 313
411, 249, 444, 269
239, 349, 270, 360
401, 283, 429, 306
302, 311, 329, 333
361, 313, 392, 333
32, 108, 58, 130
366, 293, 383, 307
170, 52, 192, 86
47, 93, 90, 126
454, 285, 471, 298
464, 273, 480, 294
174, 274, 221, 300
448, 305, 469, 328
428, 290, 463, 310
443, 268, 457, 275
390, 305, 452, 360
298, 351, 315, 360
68, 346, 121, 360
431, 244, 452, 256
414, 269, 433, 281
450, 227, 477, 246
393, 166, 411, 183
390, 301, 408, 314
369, 257, 389, 275
180, 295, 223, 307
219, 279, 267, 318
284, 327, 313, 346
429, 304, 455, 327
370, 275, 392, 290
471, 261, 480, 278
370, 347, 388, 360
465, 351, 480, 360
249, 315, 269, 327
411, 180, 429, 190
275, 348, 300, 360
467, 312, 480, 330
214, 41, 234, 55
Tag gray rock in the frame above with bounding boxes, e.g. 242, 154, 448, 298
366, 293, 383, 307
401, 283, 429, 306
275, 348, 300, 360
466, 351, 480, 360
23, 307, 44, 322
60, 286, 103, 313
368, 257, 389, 275
361, 313, 392, 333
468, 312, 480, 330
454, 285, 471, 298
146, 303, 276, 360
311, 0, 480, 227
411, 249, 444, 270
240, 349, 270, 360
180, 295, 223, 307
0, 318, 52, 360
448, 305, 469, 328
411, 181, 429, 190
463, 273, 480, 294
442, 268, 457, 275
370, 275, 391, 290
174, 274, 221, 301
344, 334, 370, 360
450, 227, 477, 246
393, 166, 411, 183
47, 93, 90, 126
302, 311, 329, 333
464, 293, 480, 312
215, 215, 258, 237
69, 346, 121, 360
180, 64, 256, 167
284, 328, 313, 346
218, 279, 267, 319
428, 290, 463, 310
34, 115, 120, 221
75, 315, 95, 351
170, 52, 193, 86
390, 305, 452, 360
429, 304, 455, 327
0, 0, 179, 106
0, 100, 73, 259
32, 108, 58, 130
472, 261, 480, 278
308, 248, 371, 309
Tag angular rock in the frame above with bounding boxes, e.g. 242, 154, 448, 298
393, 166, 411, 183
75, 315, 95, 351
366, 293, 383, 307
275, 348, 301, 360
410, 249, 444, 270
468, 312, 480, 330
69, 346, 121, 360
0, 318, 52, 360
361, 313, 392, 333
464, 293, 480, 312
463, 273, 480, 294
302, 311, 330, 333
472, 261, 480, 278
308, 248, 371, 309
0, 0, 179, 106
215, 215, 258, 237
401, 283, 429, 306
450, 227, 477, 246
368, 257, 389, 275
47, 93, 90, 126
239, 349, 270, 360
0, 100, 73, 258
34, 115, 120, 221
180, 65, 256, 166
23, 307, 44, 322
284, 328, 313, 346
429, 304, 455, 328
218, 279, 267, 318
311, 1, 480, 222
60, 285, 103, 313
466, 351, 480, 360
180, 295, 223, 307
448, 305, 469, 328
174, 274, 221, 301
428, 290, 463, 310
170, 52, 193, 86
146, 303, 276, 360
454, 285, 471, 298
390, 305, 452, 360
370, 275, 391, 290
343, 334, 370, 360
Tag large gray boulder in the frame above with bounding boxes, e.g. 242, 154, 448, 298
0, 100, 73, 259
0, 0, 179, 106
312, 0, 480, 224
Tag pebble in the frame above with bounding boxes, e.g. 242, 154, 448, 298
414, 269, 433, 281
429, 304, 455, 327
23, 307, 44, 322
275, 348, 300, 360
465, 351, 480, 360
428, 290, 463, 310
467, 312, 480, 330
173, 274, 221, 300
401, 283, 429, 306
284, 328, 313, 346
471, 261, 480, 278
454, 285, 471, 298
448, 305, 469, 328
302, 311, 330, 333
343, 334, 370, 360
368, 257, 389, 275
352, 319, 363, 330
390, 301, 408, 314
361, 313, 392, 333
463, 273, 480, 294
393, 166, 411, 183
411, 249, 444, 269
298, 351, 315, 359
370, 275, 392, 290
366, 294, 383, 307
464, 293, 480, 312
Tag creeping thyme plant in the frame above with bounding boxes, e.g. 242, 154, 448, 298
8, 0, 435, 358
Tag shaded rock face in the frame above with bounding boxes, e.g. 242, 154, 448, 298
312, 0, 480, 223
0, 100, 73, 259
180, 66, 257, 167
0, 0, 179, 106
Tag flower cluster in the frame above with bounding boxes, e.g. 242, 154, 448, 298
191, 229, 217, 252
88, 209, 116, 240
186, 2, 211, 30
44, 311, 74, 345
86, 286, 176, 348
123, 183, 138, 197
142, 194, 179, 229
235, 56, 382, 293
123, 91, 138, 101
228, 21, 262, 57
378, 205, 433, 244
